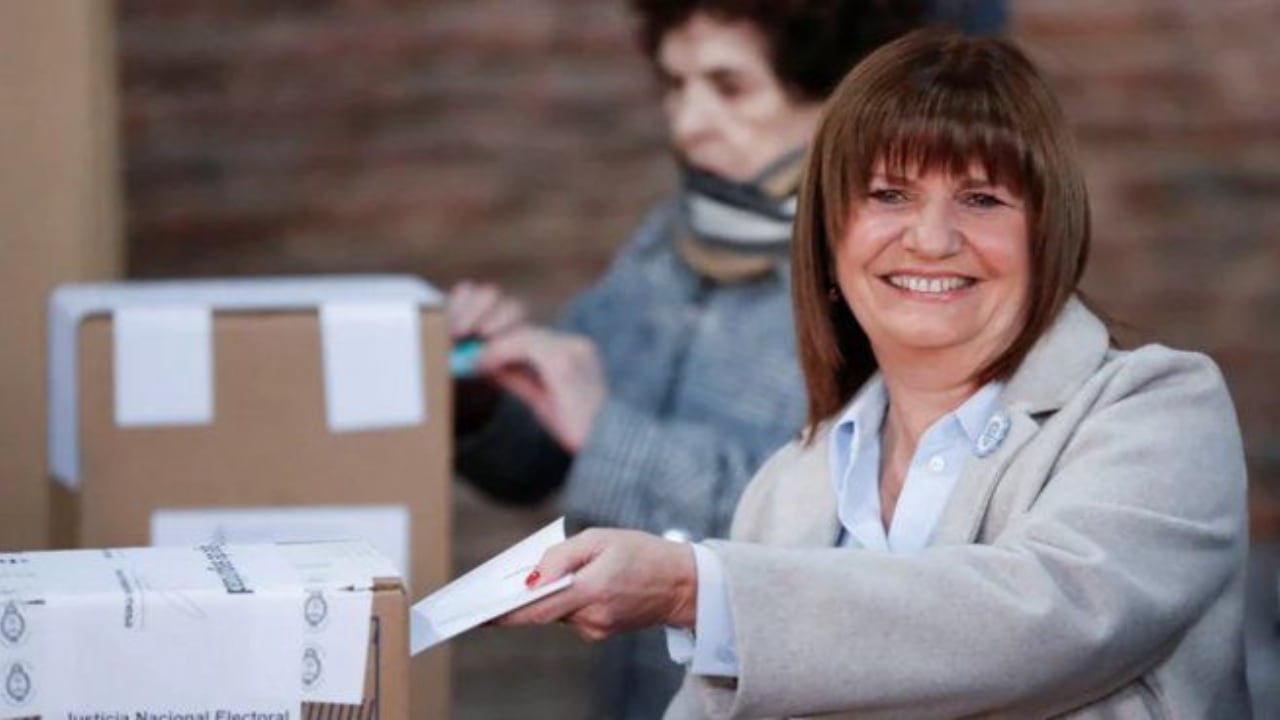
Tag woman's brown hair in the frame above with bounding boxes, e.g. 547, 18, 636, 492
793, 29, 1092, 437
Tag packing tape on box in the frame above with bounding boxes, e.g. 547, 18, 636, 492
113, 305, 214, 427
319, 301, 426, 433
150, 504, 412, 589
0, 542, 392, 716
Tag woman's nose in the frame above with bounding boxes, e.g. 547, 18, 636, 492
902, 201, 962, 258
670, 87, 717, 147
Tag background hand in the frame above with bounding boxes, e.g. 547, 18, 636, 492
479, 327, 607, 453
447, 280, 529, 341
495, 528, 697, 642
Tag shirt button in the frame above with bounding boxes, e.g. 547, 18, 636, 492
927, 455, 946, 473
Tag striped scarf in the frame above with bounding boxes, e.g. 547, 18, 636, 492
676, 147, 807, 282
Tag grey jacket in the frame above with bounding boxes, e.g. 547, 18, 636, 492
458, 200, 807, 718
666, 298, 1251, 719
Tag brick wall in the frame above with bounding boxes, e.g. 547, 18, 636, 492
120, 0, 671, 321
1013, 0, 1280, 511
116, 1, 1280, 717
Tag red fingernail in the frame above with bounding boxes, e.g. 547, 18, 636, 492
525, 570, 541, 588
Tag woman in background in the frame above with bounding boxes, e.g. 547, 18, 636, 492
501, 29, 1251, 719
450, 2, 925, 716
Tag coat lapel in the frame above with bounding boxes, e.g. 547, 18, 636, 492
782, 431, 844, 547
784, 374, 895, 548
931, 297, 1112, 545
931, 410, 1040, 543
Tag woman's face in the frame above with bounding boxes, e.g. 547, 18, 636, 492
835, 163, 1031, 370
656, 13, 822, 182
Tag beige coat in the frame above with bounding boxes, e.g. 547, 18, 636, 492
665, 298, 1250, 719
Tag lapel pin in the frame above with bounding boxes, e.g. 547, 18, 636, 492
974, 411, 1011, 458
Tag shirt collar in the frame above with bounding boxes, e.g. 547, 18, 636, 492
828, 378, 885, 498
827, 377, 1006, 487
953, 382, 1005, 445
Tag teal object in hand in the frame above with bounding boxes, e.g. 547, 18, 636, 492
449, 338, 485, 378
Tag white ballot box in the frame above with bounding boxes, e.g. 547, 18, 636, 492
46, 276, 452, 719
0, 541, 408, 719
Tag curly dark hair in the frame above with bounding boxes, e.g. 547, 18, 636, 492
629, 0, 930, 101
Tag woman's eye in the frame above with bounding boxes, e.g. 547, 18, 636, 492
711, 76, 745, 100
868, 188, 908, 204
962, 192, 1006, 209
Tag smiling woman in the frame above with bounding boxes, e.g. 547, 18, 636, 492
793, 29, 1091, 423
499, 29, 1250, 720
837, 167, 1031, 389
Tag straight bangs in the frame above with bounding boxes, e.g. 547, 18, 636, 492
873, 115, 1032, 204
860, 90, 1029, 212
817, 52, 1045, 251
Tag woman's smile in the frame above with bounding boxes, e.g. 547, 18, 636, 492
881, 272, 978, 298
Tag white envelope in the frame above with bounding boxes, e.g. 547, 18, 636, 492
410, 518, 574, 654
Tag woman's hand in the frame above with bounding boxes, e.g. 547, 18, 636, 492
447, 280, 529, 341
478, 327, 607, 453
447, 281, 531, 434
447, 281, 607, 452
495, 528, 698, 642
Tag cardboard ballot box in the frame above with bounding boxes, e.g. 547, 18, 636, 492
46, 277, 451, 719
0, 541, 407, 719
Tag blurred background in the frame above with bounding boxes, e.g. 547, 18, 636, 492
1, 0, 1277, 717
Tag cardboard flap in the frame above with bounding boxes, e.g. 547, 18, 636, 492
47, 275, 444, 489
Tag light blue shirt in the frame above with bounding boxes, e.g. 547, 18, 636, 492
667, 379, 1005, 676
